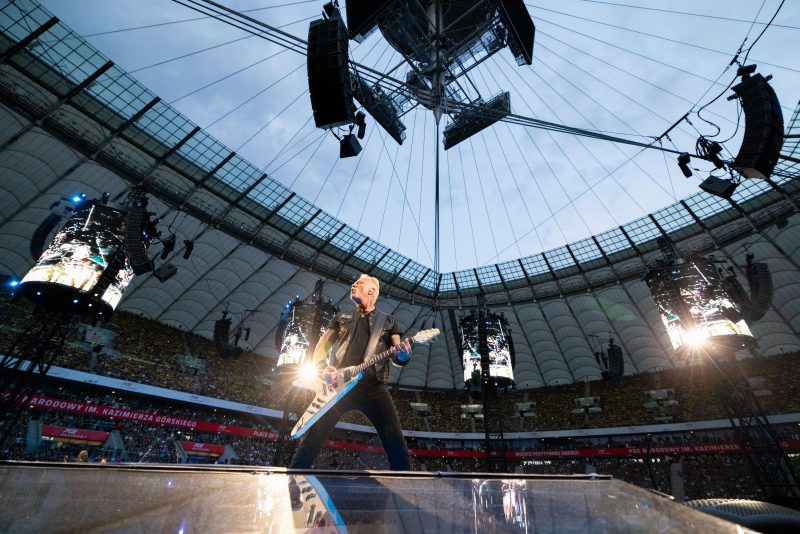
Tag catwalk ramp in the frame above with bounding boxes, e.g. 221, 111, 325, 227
0, 461, 741, 533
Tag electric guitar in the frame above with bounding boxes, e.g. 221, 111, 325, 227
291, 328, 440, 440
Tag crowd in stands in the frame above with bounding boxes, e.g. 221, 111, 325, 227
3, 377, 799, 502
4, 288, 800, 501
3, 288, 800, 435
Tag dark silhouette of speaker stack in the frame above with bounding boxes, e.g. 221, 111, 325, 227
719, 253, 774, 323
730, 66, 784, 180
682, 64, 784, 200
124, 188, 153, 275
307, 10, 355, 131
213, 311, 243, 359
594, 338, 624, 383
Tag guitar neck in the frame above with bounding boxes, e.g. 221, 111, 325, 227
351, 342, 410, 375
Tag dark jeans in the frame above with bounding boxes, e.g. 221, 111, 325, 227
289, 379, 412, 471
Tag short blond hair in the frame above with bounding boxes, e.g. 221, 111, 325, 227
358, 273, 380, 300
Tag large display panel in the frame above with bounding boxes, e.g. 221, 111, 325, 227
645, 260, 752, 352
19, 203, 133, 311
277, 300, 337, 368
460, 314, 514, 386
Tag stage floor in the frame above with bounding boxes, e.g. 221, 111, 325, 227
0, 461, 741, 533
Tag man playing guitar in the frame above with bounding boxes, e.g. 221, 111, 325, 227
289, 274, 413, 470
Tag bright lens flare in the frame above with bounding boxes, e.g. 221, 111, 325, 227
297, 362, 318, 383
684, 329, 708, 349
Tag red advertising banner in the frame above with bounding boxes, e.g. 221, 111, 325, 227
22, 394, 278, 441
42, 424, 109, 443
180, 441, 226, 455
22, 394, 800, 460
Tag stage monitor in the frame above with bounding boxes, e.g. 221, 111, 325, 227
460, 313, 514, 386
644, 260, 753, 353
18, 202, 134, 313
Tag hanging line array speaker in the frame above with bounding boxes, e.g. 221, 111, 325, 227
731, 73, 784, 180
307, 17, 355, 129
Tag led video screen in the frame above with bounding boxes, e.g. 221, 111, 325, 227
461, 316, 514, 384
646, 261, 752, 351
20, 204, 133, 310
277, 301, 336, 367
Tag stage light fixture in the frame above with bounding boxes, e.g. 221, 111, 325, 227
443, 91, 511, 150
707, 141, 725, 169
678, 153, 692, 178
160, 234, 176, 260
355, 111, 366, 139
298, 362, 319, 384
183, 240, 194, 259
101, 192, 110, 205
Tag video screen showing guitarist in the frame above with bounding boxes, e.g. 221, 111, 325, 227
289, 274, 413, 470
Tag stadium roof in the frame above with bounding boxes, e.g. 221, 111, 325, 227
1, 0, 799, 389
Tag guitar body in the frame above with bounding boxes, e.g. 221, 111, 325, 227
291, 369, 363, 440
290, 328, 440, 440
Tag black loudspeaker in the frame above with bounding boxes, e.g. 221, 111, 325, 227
339, 133, 362, 158
731, 73, 784, 180
124, 203, 152, 275
214, 318, 232, 359
154, 263, 177, 283
744, 262, 773, 322
307, 17, 355, 129
607, 344, 624, 383
699, 176, 738, 199
344, 0, 387, 42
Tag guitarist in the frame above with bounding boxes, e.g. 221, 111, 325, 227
289, 274, 413, 470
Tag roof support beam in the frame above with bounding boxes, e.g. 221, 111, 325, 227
0, 17, 59, 64
0, 60, 114, 152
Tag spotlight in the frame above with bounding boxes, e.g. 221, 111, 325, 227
297, 362, 320, 386
101, 192, 110, 205
707, 141, 725, 169
678, 153, 692, 178
160, 234, 176, 260
183, 240, 194, 259
340, 134, 362, 158
8, 279, 19, 287
72, 195, 82, 203
684, 329, 707, 350
355, 111, 366, 140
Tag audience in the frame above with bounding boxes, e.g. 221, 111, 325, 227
2, 287, 800, 501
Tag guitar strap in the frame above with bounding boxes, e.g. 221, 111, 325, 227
363, 309, 388, 367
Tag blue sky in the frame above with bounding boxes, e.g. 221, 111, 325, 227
40, 0, 800, 272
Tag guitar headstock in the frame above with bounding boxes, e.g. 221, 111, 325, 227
412, 328, 440, 345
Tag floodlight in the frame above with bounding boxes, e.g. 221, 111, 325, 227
678, 153, 692, 178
